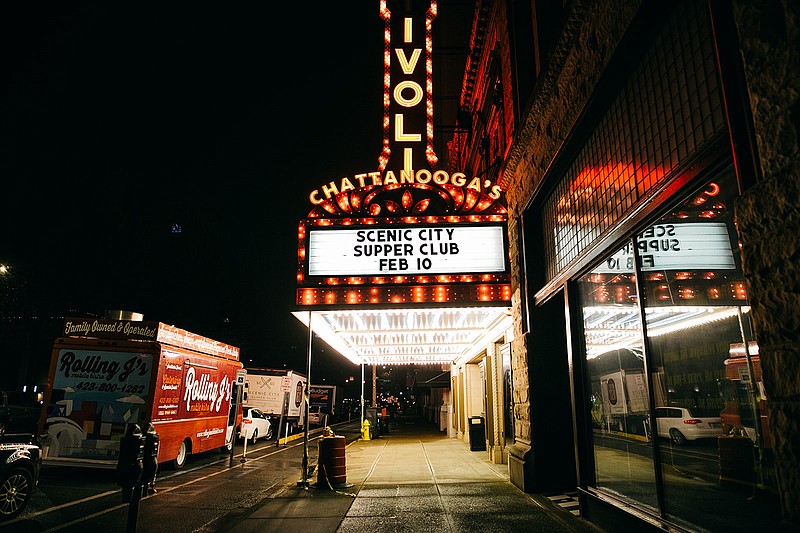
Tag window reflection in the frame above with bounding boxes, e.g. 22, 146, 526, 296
578, 246, 658, 512
577, 170, 781, 531
636, 171, 779, 531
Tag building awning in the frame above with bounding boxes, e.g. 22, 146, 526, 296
292, 306, 511, 367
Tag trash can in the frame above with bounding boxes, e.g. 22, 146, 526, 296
718, 435, 755, 488
317, 435, 349, 489
468, 416, 486, 451
365, 407, 380, 439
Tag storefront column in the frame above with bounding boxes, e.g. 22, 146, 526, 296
507, 333, 533, 491
723, 1, 800, 523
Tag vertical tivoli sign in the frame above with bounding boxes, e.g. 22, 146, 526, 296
305, 0, 503, 209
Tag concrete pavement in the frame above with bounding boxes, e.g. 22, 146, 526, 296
223, 416, 604, 533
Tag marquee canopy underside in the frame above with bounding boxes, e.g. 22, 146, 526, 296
291, 307, 512, 367
293, 304, 751, 368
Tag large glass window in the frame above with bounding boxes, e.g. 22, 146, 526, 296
578, 242, 658, 513
636, 170, 779, 531
577, 170, 781, 531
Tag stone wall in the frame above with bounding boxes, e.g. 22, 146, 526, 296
503, 0, 641, 448
732, 0, 800, 522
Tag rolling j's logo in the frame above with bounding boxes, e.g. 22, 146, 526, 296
183, 367, 231, 412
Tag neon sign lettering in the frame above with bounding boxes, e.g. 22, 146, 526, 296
309, 168, 501, 205
306, 2, 505, 209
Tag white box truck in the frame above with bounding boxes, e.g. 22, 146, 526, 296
243, 368, 306, 437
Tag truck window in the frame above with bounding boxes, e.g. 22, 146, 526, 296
5, 391, 39, 407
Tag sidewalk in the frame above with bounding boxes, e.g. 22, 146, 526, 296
226, 416, 604, 533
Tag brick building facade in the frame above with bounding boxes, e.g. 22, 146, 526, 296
449, 1, 799, 531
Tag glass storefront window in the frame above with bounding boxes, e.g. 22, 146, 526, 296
577, 169, 781, 531
636, 170, 779, 531
577, 243, 659, 513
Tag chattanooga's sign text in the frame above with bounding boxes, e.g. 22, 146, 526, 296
308, 168, 501, 206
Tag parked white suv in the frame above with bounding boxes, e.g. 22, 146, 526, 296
240, 407, 272, 444
654, 407, 722, 445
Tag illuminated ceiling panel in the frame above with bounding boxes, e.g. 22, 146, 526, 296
292, 307, 511, 366
583, 305, 747, 358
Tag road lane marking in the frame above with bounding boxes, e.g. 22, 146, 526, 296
32, 436, 323, 531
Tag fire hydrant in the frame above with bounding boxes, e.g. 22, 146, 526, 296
361, 419, 371, 441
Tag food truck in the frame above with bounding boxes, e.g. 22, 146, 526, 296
39, 317, 243, 469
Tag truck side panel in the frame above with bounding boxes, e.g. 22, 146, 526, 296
151, 349, 239, 463
310, 385, 342, 421
244, 374, 285, 415
41, 340, 156, 466
244, 369, 307, 430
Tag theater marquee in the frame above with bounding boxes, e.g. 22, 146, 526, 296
291, 1, 512, 366
295, 0, 511, 314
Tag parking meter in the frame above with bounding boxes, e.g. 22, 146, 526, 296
116, 424, 144, 502
142, 423, 159, 495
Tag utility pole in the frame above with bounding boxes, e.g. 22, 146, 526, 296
299, 311, 313, 487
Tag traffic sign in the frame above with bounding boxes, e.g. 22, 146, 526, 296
737, 366, 751, 384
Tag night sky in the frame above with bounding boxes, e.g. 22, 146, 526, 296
1, 3, 471, 387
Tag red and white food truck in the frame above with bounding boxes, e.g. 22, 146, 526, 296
39, 317, 243, 469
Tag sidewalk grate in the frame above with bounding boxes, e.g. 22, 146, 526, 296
545, 492, 581, 516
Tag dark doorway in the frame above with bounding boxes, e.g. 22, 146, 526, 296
527, 290, 577, 492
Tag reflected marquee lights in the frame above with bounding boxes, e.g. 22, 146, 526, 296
593, 222, 736, 274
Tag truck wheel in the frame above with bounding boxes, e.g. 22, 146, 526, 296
250, 429, 258, 445
173, 440, 189, 469
265, 426, 273, 440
